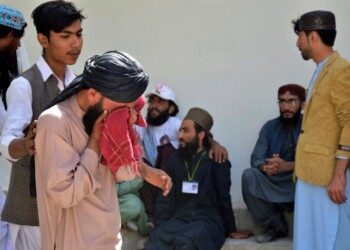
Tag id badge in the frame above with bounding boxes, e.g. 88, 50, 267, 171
182, 181, 199, 194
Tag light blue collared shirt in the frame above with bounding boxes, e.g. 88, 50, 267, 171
306, 57, 329, 102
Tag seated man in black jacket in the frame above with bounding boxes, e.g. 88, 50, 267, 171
145, 107, 252, 250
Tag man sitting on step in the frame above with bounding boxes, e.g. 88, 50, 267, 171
242, 84, 305, 243
145, 107, 252, 250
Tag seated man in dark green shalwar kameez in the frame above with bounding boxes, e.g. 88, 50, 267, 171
145, 107, 252, 250
242, 84, 305, 243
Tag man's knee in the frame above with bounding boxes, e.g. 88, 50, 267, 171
242, 168, 259, 189
242, 168, 263, 204
174, 236, 195, 250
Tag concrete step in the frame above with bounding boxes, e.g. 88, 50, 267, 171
222, 238, 292, 250
233, 200, 294, 238
120, 228, 146, 250
121, 231, 293, 250
120, 200, 294, 250
223, 201, 293, 250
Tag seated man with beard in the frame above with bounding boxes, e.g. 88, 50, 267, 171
138, 84, 181, 167
136, 84, 228, 223
117, 84, 181, 234
242, 84, 305, 243
145, 107, 251, 250
135, 84, 181, 222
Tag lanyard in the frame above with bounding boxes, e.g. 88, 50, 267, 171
184, 151, 206, 181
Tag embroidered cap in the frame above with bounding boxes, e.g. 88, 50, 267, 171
294, 10, 336, 32
0, 5, 26, 30
184, 107, 213, 133
146, 84, 176, 103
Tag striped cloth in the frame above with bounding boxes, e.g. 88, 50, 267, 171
100, 96, 146, 180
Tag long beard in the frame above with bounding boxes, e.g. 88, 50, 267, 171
146, 109, 170, 126
280, 108, 301, 128
83, 101, 104, 135
178, 136, 199, 160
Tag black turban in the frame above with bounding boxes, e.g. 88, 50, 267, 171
47, 50, 149, 109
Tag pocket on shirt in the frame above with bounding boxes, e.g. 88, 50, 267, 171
304, 144, 331, 156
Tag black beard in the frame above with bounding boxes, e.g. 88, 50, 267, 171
301, 52, 312, 61
279, 108, 301, 128
0, 45, 16, 57
146, 109, 170, 126
178, 136, 199, 160
300, 47, 312, 61
83, 101, 103, 135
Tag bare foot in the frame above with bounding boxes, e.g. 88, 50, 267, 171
229, 230, 254, 239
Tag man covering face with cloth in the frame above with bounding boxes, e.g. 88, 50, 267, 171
34, 50, 172, 250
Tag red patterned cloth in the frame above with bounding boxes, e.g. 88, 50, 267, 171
99, 96, 146, 180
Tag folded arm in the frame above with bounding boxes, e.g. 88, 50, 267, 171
35, 110, 107, 208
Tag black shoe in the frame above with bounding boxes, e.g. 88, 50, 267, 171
255, 227, 286, 243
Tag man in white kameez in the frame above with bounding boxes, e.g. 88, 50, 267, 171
0, 5, 28, 250
292, 10, 350, 250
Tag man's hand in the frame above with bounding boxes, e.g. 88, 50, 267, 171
141, 162, 172, 196
328, 172, 346, 204
263, 154, 294, 175
8, 120, 37, 159
208, 139, 228, 163
26, 120, 37, 156
128, 108, 137, 125
260, 163, 277, 176
327, 159, 348, 204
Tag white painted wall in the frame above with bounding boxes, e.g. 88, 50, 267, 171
4, 0, 350, 201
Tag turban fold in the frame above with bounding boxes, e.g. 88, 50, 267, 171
47, 50, 149, 108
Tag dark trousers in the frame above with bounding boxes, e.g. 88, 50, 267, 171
242, 169, 293, 234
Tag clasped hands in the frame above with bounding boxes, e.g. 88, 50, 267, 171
261, 154, 293, 176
